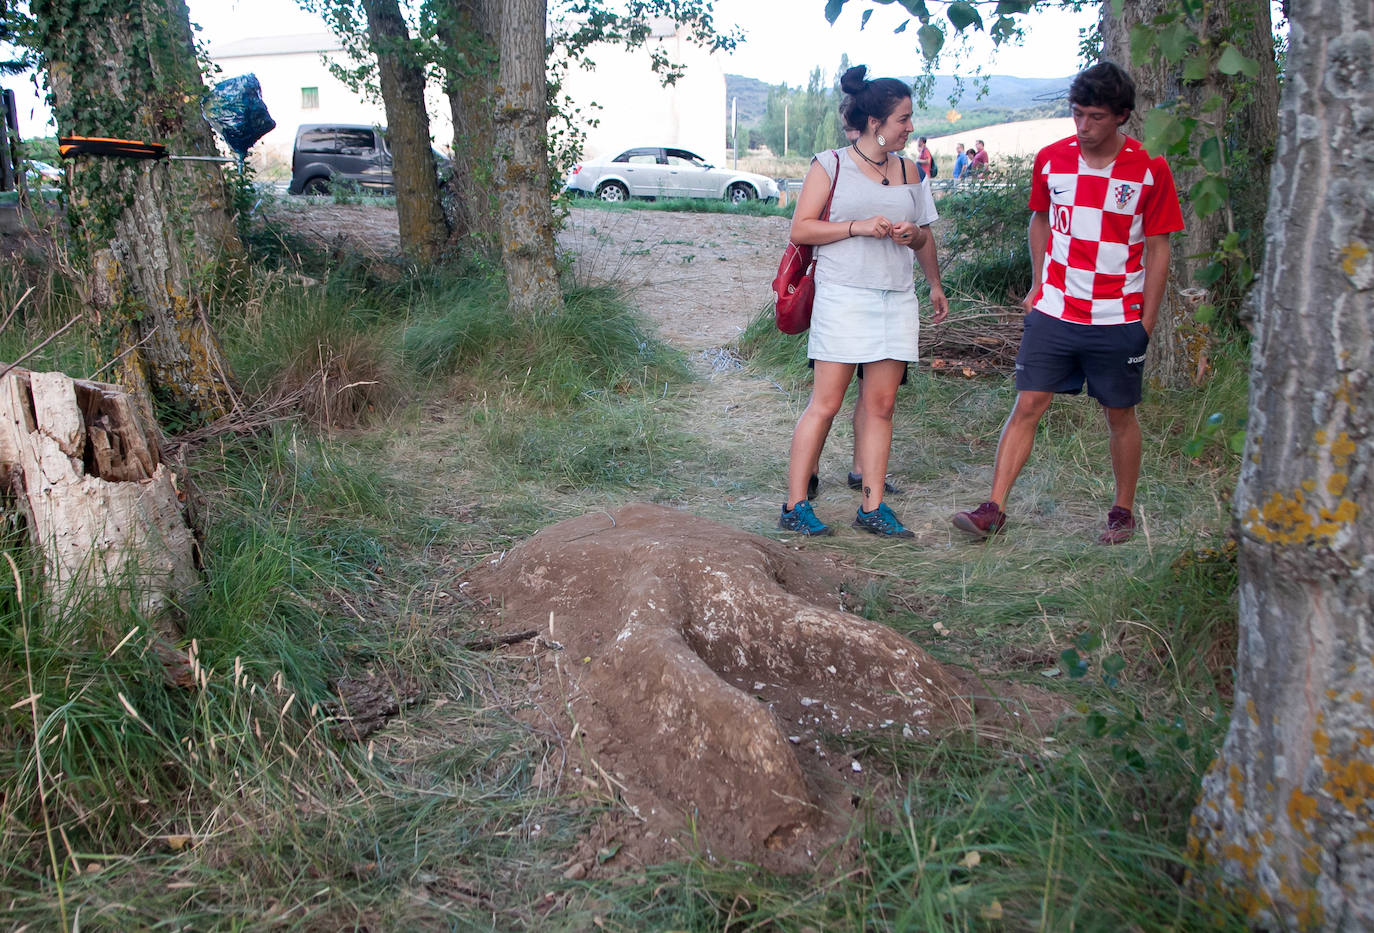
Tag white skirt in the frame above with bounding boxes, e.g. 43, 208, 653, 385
808, 280, 920, 363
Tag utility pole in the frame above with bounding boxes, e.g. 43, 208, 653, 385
784, 102, 789, 157
731, 97, 737, 168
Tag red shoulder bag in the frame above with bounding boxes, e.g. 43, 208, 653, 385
772, 150, 841, 335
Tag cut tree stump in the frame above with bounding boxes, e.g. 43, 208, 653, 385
0, 365, 199, 619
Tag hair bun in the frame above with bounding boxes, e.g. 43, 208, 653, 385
839, 65, 869, 96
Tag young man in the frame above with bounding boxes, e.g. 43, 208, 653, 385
951, 62, 1184, 545
952, 142, 970, 180
968, 139, 988, 176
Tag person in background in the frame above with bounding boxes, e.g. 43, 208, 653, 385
950, 61, 1183, 545
916, 136, 933, 179
952, 142, 970, 180
968, 139, 989, 176
779, 65, 948, 539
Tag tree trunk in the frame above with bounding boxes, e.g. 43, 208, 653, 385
32, 0, 240, 425
1099, 0, 1279, 388
495, 0, 563, 316
0, 367, 199, 621
1188, 2, 1374, 927
362, 0, 449, 262
438, 0, 501, 252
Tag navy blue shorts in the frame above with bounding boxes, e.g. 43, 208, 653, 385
1014, 311, 1149, 409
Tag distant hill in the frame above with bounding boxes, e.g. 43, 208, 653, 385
724, 74, 773, 126
724, 73, 1072, 131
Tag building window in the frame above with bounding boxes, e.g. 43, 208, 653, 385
301, 87, 319, 109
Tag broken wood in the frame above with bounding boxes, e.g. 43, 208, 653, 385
0, 365, 198, 619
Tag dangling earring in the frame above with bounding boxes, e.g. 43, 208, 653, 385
876, 133, 886, 147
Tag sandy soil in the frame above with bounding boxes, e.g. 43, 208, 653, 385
265, 200, 792, 351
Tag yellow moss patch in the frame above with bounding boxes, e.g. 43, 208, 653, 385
1323, 757, 1374, 812
1288, 788, 1318, 832
1339, 240, 1369, 276
1244, 489, 1360, 545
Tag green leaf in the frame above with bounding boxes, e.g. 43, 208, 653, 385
1183, 438, 1206, 458
861, 8, 873, 28
917, 23, 944, 58
1128, 24, 1155, 65
894, 19, 909, 33
1157, 22, 1197, 62
1189, 175, 1228, 218
1141, 109, 1185, 157
1103, 654, 1126, 676
994, 0, 1032, 12
824, 0, 847, 25
1200, 93, 1227, 113
1075, 630, 1103, 652
1183, 52, 1209, 82
1196, 261, 1227, 287
1217, 43, 1260, 77
1193, 303, 1218, 325
1111, 0, 1124, 16
1199, 136, 1224, 173
947, 2, 983, 31
897, 0, 930, 16
1220, 230, 1241, 251
1060, 648, 1089, 679
1229, 430, 1247, 454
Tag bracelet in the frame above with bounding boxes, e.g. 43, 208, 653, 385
848, 221, 854, 238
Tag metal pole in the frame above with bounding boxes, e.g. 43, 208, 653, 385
731, 97, 737, 168
784, 103, 789, 158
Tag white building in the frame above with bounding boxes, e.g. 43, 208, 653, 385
556, 18, 728, 166
207, 20, 727, 172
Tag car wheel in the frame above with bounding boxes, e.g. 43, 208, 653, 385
597, 181, 629, 202
302, 176, 330, 196
728, 183, 756, 204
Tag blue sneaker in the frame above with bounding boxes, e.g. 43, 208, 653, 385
853, 502, 915, 538
779, 500, 833, 536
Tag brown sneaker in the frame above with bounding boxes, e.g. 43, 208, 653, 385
951, 501, 1006, 540
1098, 506, 1136, 545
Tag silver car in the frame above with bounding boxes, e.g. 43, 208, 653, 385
566, 146, 779, 204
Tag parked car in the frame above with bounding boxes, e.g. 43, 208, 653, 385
289, 124, 449, 196
565, 147, 779, 204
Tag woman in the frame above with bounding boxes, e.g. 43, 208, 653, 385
779, 65, 949, 538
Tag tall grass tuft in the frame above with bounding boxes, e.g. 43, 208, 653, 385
403, 279, 688, 406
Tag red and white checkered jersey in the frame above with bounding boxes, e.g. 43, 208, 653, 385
1028, 134, 1184, 325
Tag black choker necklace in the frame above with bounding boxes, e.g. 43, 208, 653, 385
852, 143, 890, 184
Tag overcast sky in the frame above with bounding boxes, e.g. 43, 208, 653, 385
5, 1, 1095, 136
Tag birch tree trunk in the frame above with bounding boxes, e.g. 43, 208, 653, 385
495, 0, 563, 316
1099, 0, 1279, 388
1188, 3, 1374, 927
362, 0, 449, 262
438, 0, 501, 253
32, 0, 240, 425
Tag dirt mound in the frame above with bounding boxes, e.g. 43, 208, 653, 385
469, 503, 1044, 872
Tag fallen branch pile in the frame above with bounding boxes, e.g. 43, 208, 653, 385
920, 308, 1026, 377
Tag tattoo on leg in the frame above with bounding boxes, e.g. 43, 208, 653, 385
863, 485, 873, 501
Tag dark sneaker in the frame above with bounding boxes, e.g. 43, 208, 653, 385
807, 472, 819, 500
1098, 506, 1137, 545
847, 472, 904, 495
951, 501, 1006, 540
852, 502, 915, 538
779, 500, 833, 536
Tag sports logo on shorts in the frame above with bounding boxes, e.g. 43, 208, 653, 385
1114, 183, 1136, 209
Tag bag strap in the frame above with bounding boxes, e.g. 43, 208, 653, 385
819, 149, 840, 221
